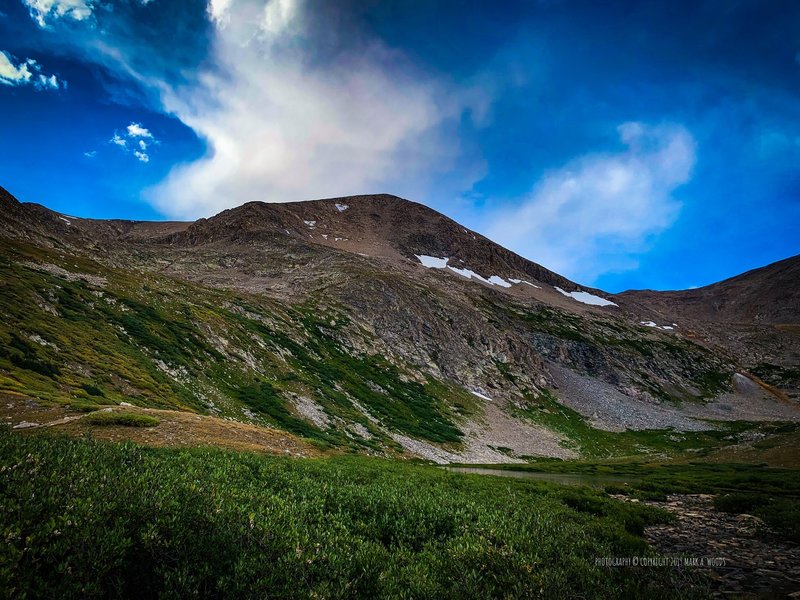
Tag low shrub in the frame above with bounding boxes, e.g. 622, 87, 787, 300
84, 411, 160, 427
0, 431, 701, 599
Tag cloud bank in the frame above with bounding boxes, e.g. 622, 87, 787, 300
487, 122, 696, 284
145, 0, 472, 219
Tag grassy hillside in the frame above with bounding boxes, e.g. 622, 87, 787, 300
2, 238, 758, 462
0, 430, 707, 599
0, 241, 478, 453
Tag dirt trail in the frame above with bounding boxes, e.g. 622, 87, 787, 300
1, 393, 321, 457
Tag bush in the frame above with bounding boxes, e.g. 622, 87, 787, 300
84, 411, 160, 427
715, 492, 800, 542
714, 492, 769, 515
81, 383, 104, 397
0, 431, 698, 599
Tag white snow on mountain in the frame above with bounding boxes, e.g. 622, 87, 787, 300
554, 287, 617, 307
488, 275, 512, 288
415, 255, 513, 289
509, 278, 541, 289
415, 254, 449, 269
641, 321, 676, 331
470, 390, 493, 402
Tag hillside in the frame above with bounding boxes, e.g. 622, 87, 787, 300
1, 186, 797, 462
622, 255, 800, 396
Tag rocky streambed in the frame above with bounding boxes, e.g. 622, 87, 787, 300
617, 494, 800, 598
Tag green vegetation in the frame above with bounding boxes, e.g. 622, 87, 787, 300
751, 363, 800, 390
514, 389, 760, 458
0, 431, 705, 599
714, 493, 800, 542
468, 457, 800, 495
84, 412, 160, 427
0, 242, 474, 451
0, 332, 61, 379
515, 305, 588, 342
481, 296, 734, 403
455, 458, 800, 542
0, 240, 746, 460
692, 370, 731, 399
233, 381, 323, 440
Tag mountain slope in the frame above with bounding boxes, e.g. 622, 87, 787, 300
1, 186, 797, 461
622, 254, 800, 325
622, 255, 800, 396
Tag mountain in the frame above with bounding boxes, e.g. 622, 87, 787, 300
1, 186, 797, 462
621, 255, 800, 395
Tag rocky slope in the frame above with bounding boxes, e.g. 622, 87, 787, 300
622, 255, 800, 398
1, 186, 797, 462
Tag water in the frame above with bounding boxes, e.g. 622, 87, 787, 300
444, 467, 638, 488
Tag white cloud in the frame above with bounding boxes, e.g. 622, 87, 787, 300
36, 73, 61, 90
0, 52, 32, 86
127, 122, 153, 138
208, 0, 234, 23
486, 122, 696, 284
110, 133, 127, 147
0, 51, 64, 90
147, 0, 473, 218
109, 122, 157, 162
22, 0, 95, 27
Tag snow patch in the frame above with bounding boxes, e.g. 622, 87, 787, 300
641, 321, 675, 331
554, 287, 617, 307
414, 255, 515, 289
303, 220, 316, 227
470, 390, 493, 402
59, 217, 71, 225
488, 275, 512, 288
509, 278, 541, 289
334, 203, 349, 212
415, 254, 449, 269
447, 265, 492, 285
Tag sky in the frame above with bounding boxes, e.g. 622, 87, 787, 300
1, 0, 799, 292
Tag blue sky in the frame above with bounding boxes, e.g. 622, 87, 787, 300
1, 0, 798, 291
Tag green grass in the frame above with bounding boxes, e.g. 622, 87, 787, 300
0, 243, 474, 450
0, 431, 707, 599
225, 306, 471, 446
84, 412, 161, 427
466, 458, 800, 495
514, 390, 757, 458
453, 458, 800, 542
